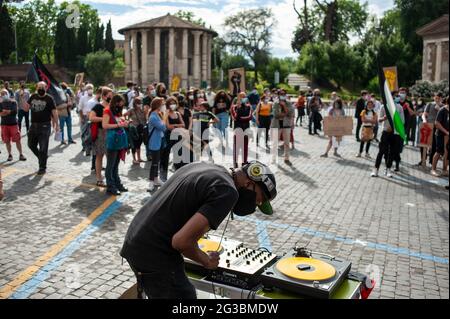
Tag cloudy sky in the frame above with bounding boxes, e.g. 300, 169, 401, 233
66, 0, 394, 57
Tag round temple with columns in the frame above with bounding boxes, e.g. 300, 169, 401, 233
119, 14, 217, 89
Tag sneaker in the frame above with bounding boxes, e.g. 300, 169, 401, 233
431, 170, 440, 177
394, 167, 400, 172
106, 189, 120, 196
371, 169, 379, 177
37, 169, 46, 176
147, 181, 155, 192
320, 153, 328, 158
386, 169, 393, 178
153, 178, 163, 186
69, 140, 76, 144
117, 185, 128, 192
61, 141, 67, 145
334, 152, 342, 158
356, 153, 362, 158
7, 154, 12, 161
284, 159, 292, 166
365, 153, 372, 159
19, 154, 26, 161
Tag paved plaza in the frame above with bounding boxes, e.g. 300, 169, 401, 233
0, 115, 448, 299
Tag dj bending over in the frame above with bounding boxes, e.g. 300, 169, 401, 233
120, 161, 277, 299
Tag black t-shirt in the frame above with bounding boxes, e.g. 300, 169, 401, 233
193, 110, 216, 139
120, 162, 239, 270
0, 100, 18, 126
91, 103, 104, 129
436, 107, 449, 137
355, 98, 365, 119
234, 104, 252, 130
180, 107, 192, 130
27, 94, 56, 123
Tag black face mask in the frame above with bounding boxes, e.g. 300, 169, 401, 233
38, 89, 46, 96
106, 97, 112, 104
233, 186, 257, 216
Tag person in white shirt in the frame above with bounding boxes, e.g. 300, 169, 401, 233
78, 84, 94, 124
371, 94, 382, 142
205, 87, 216, 108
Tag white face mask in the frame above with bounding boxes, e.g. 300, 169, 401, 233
189, 95, 194, 101
170, 104, 177, 111
87, 89, 93, 96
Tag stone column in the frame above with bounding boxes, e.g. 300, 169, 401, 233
154, 28, 161, 83
131, 31, 139, 84
168, 28, 175, 90
201, 32, 208, 87
124, 32, 132, 81
435, 41, 442, 83
193, 31, 202, 88
422, 43, 428, 81
207, 34, 212, 85
141, 30, 148, 86
182, 29, 189, 89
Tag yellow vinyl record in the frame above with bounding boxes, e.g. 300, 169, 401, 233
276, 257, 336, 281
198, 238, 223, 253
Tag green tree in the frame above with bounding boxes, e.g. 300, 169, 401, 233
104, 20, 115, 57
261, 57, 297, 87
0, 5, 15, 63
224, 8, 275, 83
174, 10, 206, 26
93, 24, 105, 52
84, 50, 114, 86
327, 42, 365, 89
297, 42, 332, 84
221, 53, 251, 71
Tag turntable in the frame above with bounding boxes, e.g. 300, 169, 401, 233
184, 235, 277, 289
260, 247, 352, 299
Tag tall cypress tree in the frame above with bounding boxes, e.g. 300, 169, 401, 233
77, 24, 89, 57
93, 23, 105, 52
54, 17, 66, 66
0, 5, 15, 63
104, 20, 115, 57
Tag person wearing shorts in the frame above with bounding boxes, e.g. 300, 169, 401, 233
0, 89, 26, 162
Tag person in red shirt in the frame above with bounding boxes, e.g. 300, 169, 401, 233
296, 91, 306, 126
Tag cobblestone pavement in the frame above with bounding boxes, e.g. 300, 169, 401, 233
0, 113, 448, 299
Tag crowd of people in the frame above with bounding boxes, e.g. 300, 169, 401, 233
0, 79, 449, 200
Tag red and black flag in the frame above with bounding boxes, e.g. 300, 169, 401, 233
27, 53, 68, 106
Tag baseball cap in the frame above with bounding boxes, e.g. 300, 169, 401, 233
242, 161, 277, 215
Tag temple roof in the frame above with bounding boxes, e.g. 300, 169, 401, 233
416, 15, 449, 37
118, 14, 217, 36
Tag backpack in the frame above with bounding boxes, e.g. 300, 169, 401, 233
123, 90, 130, 106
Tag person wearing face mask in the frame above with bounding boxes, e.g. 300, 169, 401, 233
205, 87, 216, 108
398, 88, 415, 146
192, 100, 218, 163
147, 98, 167, 192
272, 90, 295, 164
0, 89, 26, 162
423, 92, 444, 166
25, 82, 60, 175
212, 90, 231, 142
124, 96, 147, 164
321, 98, 345, 158
15, 81, 31, 132
356, 100, 378, 158
308, 89, 323, 135
371, 94, 382, 142
103, 95, 129, 195
160, 97, 186, 182
371, 92, 405, 178
355, 90, 369, 142
143, 85, 156, 118
89, 87, 113, 187
156, 83, 168, 100
231, 92, 252, 168
295, 91, 306, 127
186, 90, 195, 109
255, 89, 273, 149
120, 160, 277, 299
57, 82, 75, 145
431, 96, 449, 177
248, 87, 261, 124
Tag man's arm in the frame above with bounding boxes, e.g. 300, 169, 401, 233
51, 109, 60, 131
172, 213, 218, 269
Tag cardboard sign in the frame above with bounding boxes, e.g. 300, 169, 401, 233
74, 73, 84, 88
323, 116, 354, 137
383, 67, 398, 92
228, 68, 245, 97
171, 74, 181, 92
418, 123, 434, 148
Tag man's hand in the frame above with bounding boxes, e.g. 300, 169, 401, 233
205, 251, 220, 270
